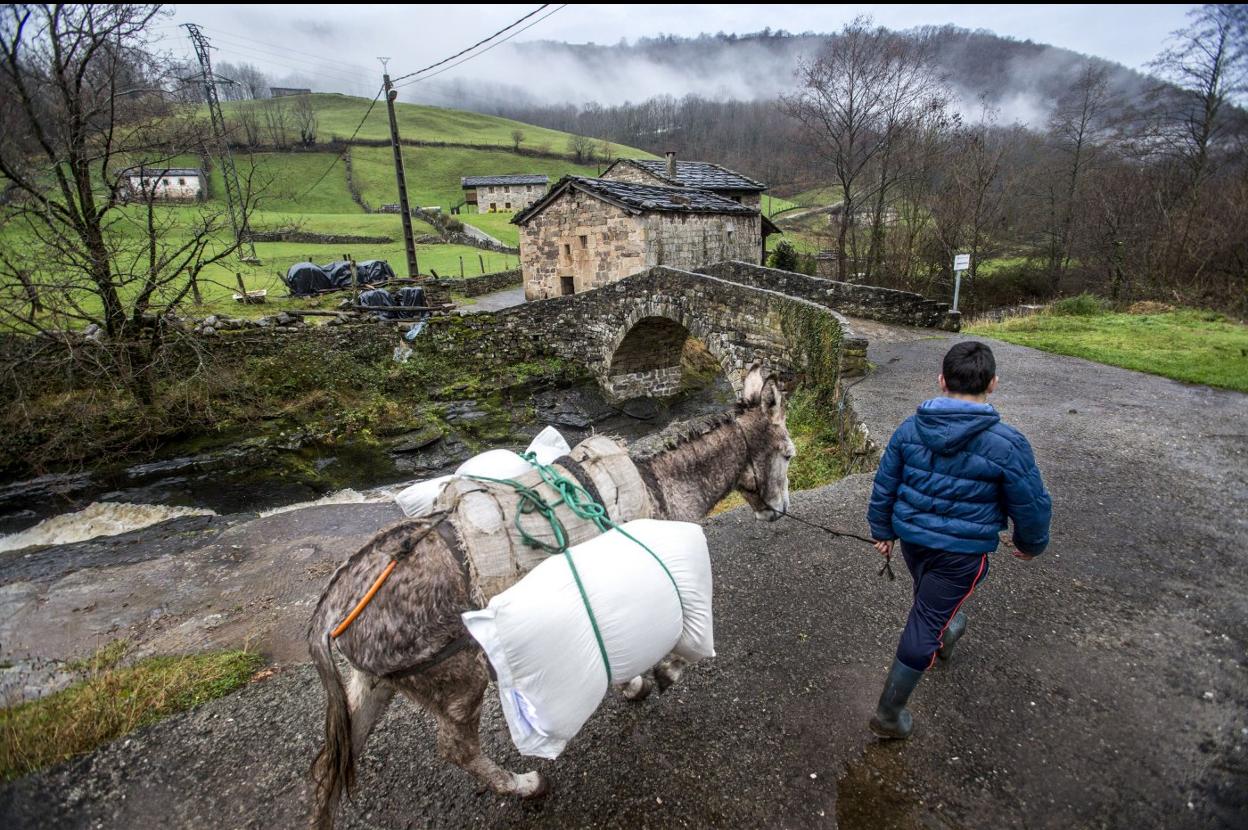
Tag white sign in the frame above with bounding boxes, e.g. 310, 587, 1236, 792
953, 253, 971, 271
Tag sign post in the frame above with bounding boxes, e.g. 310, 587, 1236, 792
952, 253, 971, 313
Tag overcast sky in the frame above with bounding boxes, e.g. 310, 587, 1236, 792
154, 4, 1198, 99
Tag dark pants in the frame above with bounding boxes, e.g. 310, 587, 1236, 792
895, 541, 990, 672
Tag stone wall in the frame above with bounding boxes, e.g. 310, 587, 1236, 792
422, 265, 852, 403
697, 260, 960, 331
436, 268, 522, 297
519, 191, 763, 301
599, 164, 668, 187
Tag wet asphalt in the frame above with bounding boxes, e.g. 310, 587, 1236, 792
1, 321, 1245, 829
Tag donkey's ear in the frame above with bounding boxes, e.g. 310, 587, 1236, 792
761, 377, 785, 423
741, 363, 765, 405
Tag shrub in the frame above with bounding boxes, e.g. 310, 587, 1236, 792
1048, 293, 1109, 316
769, 239, 799, 271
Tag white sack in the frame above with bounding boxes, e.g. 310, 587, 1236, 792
393, 428, 570, 519
525, 425, 571, 465
461, 519, 714, 759
394, 474, 455, 518
455, 449, 531, 479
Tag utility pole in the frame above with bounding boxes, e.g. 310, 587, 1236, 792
380, 62, 420, 281
182, 23, 258, 262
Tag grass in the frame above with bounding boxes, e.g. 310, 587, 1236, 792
217, 94, 655, 158
350, 144, 600, 213
1, 641, 261, 780
969, 300, 1248, 392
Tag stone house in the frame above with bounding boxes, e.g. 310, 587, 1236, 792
599, 153, 767, 207
513, 175, 778, 300
270, 87, 312, 97
121, 167, 206, 202
460, 174, 549, 214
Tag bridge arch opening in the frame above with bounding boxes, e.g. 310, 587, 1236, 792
605, 315, 732, 402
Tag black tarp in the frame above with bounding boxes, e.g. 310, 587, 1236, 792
284, 262, 333, 296
357, 287, 396, 319
357, 260, 395, 286
392, 286, 427, 320
321, 260, 354, 289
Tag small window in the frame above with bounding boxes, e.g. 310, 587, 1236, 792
563, 243, 571, 258
579, 235, 588, 248
505, 202, 511, 210
560, 276, 575, 296
178, 178, 186, 186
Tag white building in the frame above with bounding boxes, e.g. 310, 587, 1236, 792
123, 167, 206, 202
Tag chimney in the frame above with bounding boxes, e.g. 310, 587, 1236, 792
665, 150, 677, 180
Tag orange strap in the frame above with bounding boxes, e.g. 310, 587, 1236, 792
331, 559, 397, 639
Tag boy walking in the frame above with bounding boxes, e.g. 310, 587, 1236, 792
866, 341, 1051, 739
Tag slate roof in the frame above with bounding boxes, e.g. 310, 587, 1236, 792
461, 174, 549, 188
513, 176, 761, 225
123, 167, 203, 177
604, 158, 766, 192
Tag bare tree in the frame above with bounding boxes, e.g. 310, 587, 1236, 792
1042, 62, 1112, 290
263, 95, 290, 148
293, 93, 317, 146
510, 128, 525, 152
567, 133, 594, 163
0, 4, 261, 399
235, 98, 263, 146
781, 18, 900, 280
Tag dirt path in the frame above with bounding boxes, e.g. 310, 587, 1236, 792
2, 322, 1244, 829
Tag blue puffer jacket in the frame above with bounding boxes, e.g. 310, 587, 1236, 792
867, 398, 1052, 555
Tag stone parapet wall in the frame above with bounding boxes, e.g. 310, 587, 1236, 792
696, 261, 960, 331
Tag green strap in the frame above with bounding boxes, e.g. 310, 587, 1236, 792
464, 451, 686, 685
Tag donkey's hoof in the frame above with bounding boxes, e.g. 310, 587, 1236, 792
621, 675, 653, 702
654, 664, 684, 694
517, 771, 549, 799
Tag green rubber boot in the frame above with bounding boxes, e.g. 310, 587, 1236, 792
868, 658, 924, 740
937, 612, 968, 662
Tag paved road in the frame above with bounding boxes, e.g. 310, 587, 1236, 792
2, 323, 1244, 829
460, 286, 526, 314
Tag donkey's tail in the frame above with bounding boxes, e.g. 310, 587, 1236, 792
309, 629, 353, 830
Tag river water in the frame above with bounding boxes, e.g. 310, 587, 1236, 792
0, 378, 735, 553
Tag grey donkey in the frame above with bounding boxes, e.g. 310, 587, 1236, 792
307, 366, 795, 828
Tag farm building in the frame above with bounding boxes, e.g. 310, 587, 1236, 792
599, 153, 767, 206
270, 87, 312, 97
461, 174, 549, 214
121, 167, 205, 202
513, 175, 779, 300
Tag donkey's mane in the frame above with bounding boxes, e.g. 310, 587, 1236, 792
626, 404, 746, 462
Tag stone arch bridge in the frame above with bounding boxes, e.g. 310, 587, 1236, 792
427, 262, 957, 401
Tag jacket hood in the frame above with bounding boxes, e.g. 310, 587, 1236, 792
914, 398, 1000, 455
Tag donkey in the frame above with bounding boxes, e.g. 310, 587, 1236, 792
306, 366, 794, 828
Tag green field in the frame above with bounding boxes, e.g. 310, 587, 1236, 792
218, 93, 655, 157
349, 144, 600, 213
969, 305, 1248, 392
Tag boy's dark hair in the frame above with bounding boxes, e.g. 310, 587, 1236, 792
942, 341, 996, 394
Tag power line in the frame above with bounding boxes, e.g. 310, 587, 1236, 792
187, 24, 377, 75
297, 86, 384, 199
390, 4, 552, 84
394, 5, 568, 89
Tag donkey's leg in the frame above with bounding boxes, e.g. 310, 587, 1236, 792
654, 654, 689, 693
398, 653, 546, 798
621, 674, 654, 702
347, 667, 395, 757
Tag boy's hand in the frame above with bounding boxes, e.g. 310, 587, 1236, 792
873, 539, 894, 557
